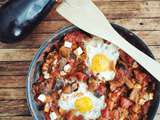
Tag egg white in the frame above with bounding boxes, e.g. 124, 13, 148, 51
85, 37, 119, 81
58, 82, 106, 119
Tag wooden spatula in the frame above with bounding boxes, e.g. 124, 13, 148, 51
57, 0, 160, 81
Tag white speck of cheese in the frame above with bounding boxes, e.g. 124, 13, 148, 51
38, 94, 46, 102
74, 47, 83, 56
149, 93, 153, 100
44, 73, 50, 79
64, 41, 72, 48
50, 112, 57, 120
63, 64, 71, 72
43, 71, 50, 79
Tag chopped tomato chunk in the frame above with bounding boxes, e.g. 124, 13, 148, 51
75, 72, 87, 81
120, 97, 133, 109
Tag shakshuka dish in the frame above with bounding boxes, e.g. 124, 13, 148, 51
32, 31, 156, 120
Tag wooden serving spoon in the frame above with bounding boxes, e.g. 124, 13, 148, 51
57, 0, 160, 81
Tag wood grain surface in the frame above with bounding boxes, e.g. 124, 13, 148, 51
0, 0, 160, 120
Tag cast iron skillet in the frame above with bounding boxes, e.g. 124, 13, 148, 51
26, 24, 160, 120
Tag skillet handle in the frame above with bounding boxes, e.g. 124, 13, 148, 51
0, 0, 58, 43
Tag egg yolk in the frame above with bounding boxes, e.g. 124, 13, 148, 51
91, 54, 110, 73
75, 97, 93, 113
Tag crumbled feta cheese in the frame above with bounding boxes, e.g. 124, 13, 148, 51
50, 112, 57, 120
64, 41, 72, 48
43, 71, 50, 79
60, 71, 66, 76
149, 93, 153, 100
74, 47, 83, 56
43, 71, 48, 75
38, 94, 46, 102
63, 64, 71, 72
44, 73, 50, 79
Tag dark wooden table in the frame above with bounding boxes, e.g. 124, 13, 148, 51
0, 0, 160, 120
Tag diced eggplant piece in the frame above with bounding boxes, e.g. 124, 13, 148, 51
71, 82, 79, 92
94, 91, 102, 98
96, 84, 107, 96
54, 79, 65, 91
70, 53, 77, 60
59, 57, 67, 70
59, 46, 72, 58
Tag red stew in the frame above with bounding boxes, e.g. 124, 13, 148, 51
32, 31, 155, 120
